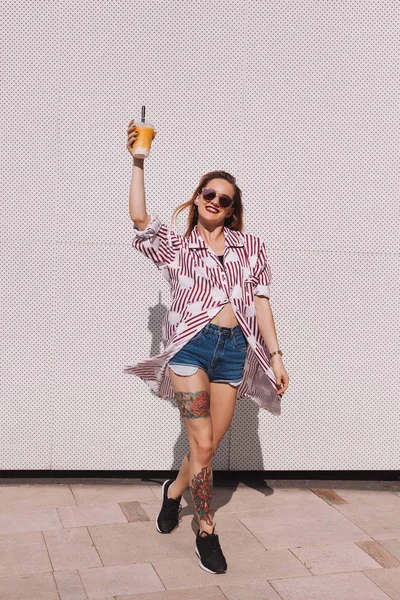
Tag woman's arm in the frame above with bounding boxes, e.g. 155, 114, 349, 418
254, 295, 289, 394
129, 157, 151, 229
254, 296, 280, 356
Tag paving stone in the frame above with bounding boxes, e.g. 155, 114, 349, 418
364, 566, 400, 600
357, 540, 400, 568
376, 538, 400, 561
119, 501, 150, 522
0, 507, 62, 535
219, 580, 282, 600
133, 500, 161, 521
79, 563, 164, 597
311, 488, 348, 505
116, 586, 225, 599
151, 548, 308, 589
291, 541, 382, 574
58, 502, 127, 528
43, 527, 102, 571
269, 570, 391, 599
54, 569, 86, 600
0, 484, 76, 514
235, 502, 371, 550
0, 572, 59, 600
333, 489, 400, 539
70, 484, 156, 505
0, 481, 397, 600
211, 485, 325, 516
0, 530, 52, 577
88, 513, 264, 566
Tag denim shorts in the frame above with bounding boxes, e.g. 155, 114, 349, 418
168, 322, 249, 386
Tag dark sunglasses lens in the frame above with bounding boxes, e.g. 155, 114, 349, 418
202, 189, 216, 201
219, 197, 232, 208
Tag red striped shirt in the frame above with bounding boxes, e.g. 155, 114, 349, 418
123, 215, 281, 415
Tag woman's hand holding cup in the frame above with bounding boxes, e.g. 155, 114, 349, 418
126, 119, 157, 159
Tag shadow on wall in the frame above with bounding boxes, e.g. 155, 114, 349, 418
147, 290, 168, 358
145, 290, 269, 504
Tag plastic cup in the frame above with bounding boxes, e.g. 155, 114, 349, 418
132, 121, 155, 159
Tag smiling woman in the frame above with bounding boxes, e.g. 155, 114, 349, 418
169, 171, 243, 236
125, 125, 289, 575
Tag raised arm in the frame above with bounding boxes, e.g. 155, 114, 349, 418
127, 120, 152, 230
126, 120, 182, 267
129, 158, 151, 229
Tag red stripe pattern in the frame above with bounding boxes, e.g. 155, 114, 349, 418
123, 215, 281, 416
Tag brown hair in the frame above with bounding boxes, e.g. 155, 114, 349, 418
169, 170, 244, 237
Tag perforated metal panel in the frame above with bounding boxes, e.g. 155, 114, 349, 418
1, 0, 399, 470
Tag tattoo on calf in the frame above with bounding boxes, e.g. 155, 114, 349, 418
174, 390, 210, 419
190, 464, 213, 526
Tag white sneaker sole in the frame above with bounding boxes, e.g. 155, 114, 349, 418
195, 545, 227, 574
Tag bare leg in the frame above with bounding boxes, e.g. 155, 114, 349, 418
169, 369, 216, 535
169, 440, 215, 536
168, 450, 190, 499
169, 381, 237, 502
189, 450, 215, 536
174, 389, 215, 535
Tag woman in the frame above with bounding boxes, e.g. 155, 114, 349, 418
124, 119, 289, 575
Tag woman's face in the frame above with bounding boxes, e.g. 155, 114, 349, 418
195, 178, 235, 226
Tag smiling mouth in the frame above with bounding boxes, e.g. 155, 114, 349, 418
206, 206, 219, 213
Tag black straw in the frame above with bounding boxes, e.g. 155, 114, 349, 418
141, 105, 145, 123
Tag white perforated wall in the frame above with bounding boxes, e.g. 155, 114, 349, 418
1, 1, 399, 470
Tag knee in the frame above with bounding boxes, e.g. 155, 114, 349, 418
191, 439, 214, 463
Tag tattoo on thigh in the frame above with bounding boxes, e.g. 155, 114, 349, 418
190, 464, 213, 526
174, 390, 210, 419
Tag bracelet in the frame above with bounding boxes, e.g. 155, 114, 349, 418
269, 349, 283, 360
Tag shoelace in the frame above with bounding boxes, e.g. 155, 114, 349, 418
161, 497, 182, 520
199, 529, 222, 556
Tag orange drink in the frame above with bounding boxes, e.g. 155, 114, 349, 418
132, 122, 155, 159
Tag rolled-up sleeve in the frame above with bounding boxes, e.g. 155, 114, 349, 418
132, 214, 182, 267
247, 240, 272, 299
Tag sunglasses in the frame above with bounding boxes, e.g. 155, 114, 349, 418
201, 187, 234, 209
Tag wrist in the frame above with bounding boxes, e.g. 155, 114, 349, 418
269, 349, 283, 361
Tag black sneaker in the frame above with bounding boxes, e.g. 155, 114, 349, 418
195, 525, 227, 574
156, 479, 182, 534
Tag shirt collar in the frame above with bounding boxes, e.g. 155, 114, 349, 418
188, 224, 244, 249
